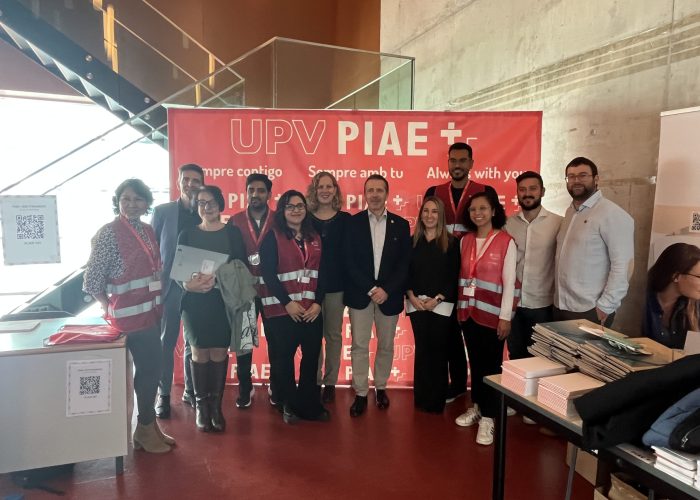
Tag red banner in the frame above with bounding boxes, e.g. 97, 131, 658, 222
168, 109, 542, 387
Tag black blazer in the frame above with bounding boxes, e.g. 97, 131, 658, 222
343, 210, 411, 316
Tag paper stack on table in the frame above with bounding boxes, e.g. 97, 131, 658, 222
501, 357, 567, 397
536, 372, 604, 418
528, 320, 600, 369
577, 337, 674, 383
651, 446, 699, 487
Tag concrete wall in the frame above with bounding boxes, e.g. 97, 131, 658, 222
381, 0, 700, 332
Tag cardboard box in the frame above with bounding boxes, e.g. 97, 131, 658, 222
566, 443, 598, 485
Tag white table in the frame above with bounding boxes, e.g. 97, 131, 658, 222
0, 317, 128, 475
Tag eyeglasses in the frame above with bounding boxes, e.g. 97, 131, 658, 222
565, 173, 593, 182
683, 272, 700, 279
285, 203, 307, 212
196, 200, 218, 209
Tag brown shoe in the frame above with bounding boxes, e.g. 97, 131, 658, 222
133, 422, 172, 453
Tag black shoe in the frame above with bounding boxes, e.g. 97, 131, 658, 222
375, 389, 390, 410
349, 396, 368, 417
182, 390, 196, 408
155, 395, 171, 419
322, 385, 336, 403
236, 385, 255, 409
313, 407, 331, 422
445, 387, 466, 404
191, 361, 213, 432
283, 405, 300, 425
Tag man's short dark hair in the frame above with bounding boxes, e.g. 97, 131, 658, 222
515, 170, 544, 188
364, 174, 389, 193
179, 163, 204, 180
448, 142, 473, 158
565, 157, 598, 177
246, 173, 272, 192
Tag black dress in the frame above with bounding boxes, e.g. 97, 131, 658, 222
179, 225, 246, 348
407, 234, 460, 413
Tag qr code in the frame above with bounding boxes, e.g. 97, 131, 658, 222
691, 212, 700, 233
79, 375, 101, 396
16, 214, 45, 239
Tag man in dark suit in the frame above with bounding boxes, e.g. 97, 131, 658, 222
344, 174, 411, 417
152, 163, 203, 418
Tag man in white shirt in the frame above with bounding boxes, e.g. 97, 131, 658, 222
505, 171, 562, 359
344, 175, 412, 417
554, 157, 634, 327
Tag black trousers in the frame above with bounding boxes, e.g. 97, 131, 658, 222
409, 311, 450, 413
507, 305, 553, 360
461, 318, 504, 419
266, 314, 324, 419
552, 306, 615, 328
447, 316, 467, 392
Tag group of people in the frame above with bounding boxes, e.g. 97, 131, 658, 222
83, 140, 700, 453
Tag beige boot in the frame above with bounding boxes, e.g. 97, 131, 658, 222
154, 421, 176, 446
133, 422, 172, 453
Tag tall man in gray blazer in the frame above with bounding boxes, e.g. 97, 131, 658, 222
153, 163, 204, 418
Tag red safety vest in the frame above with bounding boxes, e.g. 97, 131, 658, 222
106, 217, 162, 333
260, 228, 322, 318
457, 231, 520, 328
230, 209, 273, 292
434, 180, 489, 238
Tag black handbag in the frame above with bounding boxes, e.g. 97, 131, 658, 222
669, 407, 700, 453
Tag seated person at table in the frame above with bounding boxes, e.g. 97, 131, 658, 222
644, 243, 700, 348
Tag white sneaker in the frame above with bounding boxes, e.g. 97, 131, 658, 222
455, 405, 481, 427
506, 407, 516, 417
522, 416, 536, 425
476, 417, 495, 445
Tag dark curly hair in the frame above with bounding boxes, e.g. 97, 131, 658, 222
274, 190, 317, 241
112, 178, 153, 215
463, 190, 506, 231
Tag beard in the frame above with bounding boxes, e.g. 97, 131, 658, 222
518, 196, 542, 211
567, 183, 596, 201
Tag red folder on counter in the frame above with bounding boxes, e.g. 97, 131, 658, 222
45, 324, 123, 345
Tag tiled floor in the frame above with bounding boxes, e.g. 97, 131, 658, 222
0, 386, 593, 499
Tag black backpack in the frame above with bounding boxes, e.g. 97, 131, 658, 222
669, 408, 700, 453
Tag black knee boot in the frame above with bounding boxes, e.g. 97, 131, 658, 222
236, 352, 254, 408
191, 360, 212, 432
209, 358, 229, 432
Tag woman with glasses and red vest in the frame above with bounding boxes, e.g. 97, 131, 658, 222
259, 190, 330, 424
454, 191, 520, 446
84, 178, 173, 454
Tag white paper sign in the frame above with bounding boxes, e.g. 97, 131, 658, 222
0, 195, 60, 265
66, 359, 112, 417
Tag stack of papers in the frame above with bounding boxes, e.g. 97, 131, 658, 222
536, 372, 604, 418
529, 320, 600, 369
501, 357, 567, 396
652, 447, 700, 487
578, 337, 673, 383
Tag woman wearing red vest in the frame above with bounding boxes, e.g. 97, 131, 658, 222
259, 190, 330, 424
179, 186, 246, 433
84, 179, 173, 454
455, 191, 519, 446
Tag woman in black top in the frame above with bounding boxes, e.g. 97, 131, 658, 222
644, 243, 700, 348
306, 171, 351, 403
179, 186, 246, 433
260, 190, 329, 424
406, 196, 460, 413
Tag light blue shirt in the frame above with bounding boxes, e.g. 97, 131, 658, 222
554, 190, 634, 314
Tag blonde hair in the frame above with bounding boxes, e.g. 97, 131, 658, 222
307, 171, 342, 212
413, 196, 450, 253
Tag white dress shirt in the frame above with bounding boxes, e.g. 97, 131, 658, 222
555, 190, 634, 314
505, 207, 563, 309
368, 209, 387, 280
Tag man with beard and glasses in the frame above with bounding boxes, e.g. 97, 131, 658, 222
227, 174, 276, 409
554, 157, 634, 327
504, 171, 562, 360
424, 142, 497, 405
153, 163, 203, 418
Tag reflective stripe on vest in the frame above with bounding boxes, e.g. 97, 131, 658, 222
106, 276, 154, 295
458, 298, 501, 316
459, 277, 503, 294
110, 296, 162, 319
260, 290, 316, 306
258, 269, 319, 285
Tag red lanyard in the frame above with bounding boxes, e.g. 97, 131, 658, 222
468, 229, 495, 278
449, 180, 470, 214
247, 211, 271, 249
293, 236, 309, 268
120, 216, 159, 274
